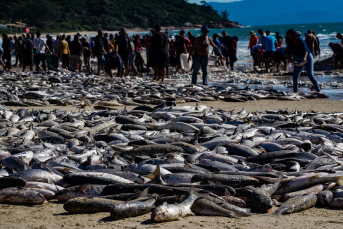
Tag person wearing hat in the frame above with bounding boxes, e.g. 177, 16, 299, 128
189, 25, 223, 85
285, 29, 326, 97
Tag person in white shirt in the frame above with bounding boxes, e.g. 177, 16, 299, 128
33, 31, 51, 72
257, 28, 266, 45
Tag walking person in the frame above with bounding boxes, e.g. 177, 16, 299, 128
57, 34, 71, 70
33, 31, 51, 72
285, 29, 326, 96
149, 25, 169, 82
115, 27, 131, 77
2, 34, 12, 71
190, 25, 223, 85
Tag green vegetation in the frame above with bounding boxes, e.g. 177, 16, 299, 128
0, 0, 222, 32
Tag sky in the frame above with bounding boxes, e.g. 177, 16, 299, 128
188, 0, 343, 25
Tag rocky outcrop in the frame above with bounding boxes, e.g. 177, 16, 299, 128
206, 21, 242, 29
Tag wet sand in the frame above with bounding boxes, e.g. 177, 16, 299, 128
0, 201, 342, 229
6, 99, 343, 113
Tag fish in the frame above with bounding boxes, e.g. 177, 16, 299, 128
64, 197, 123, 213
0, 187, 45, 205
191, 198, 240, 218
272, 194, 317, 216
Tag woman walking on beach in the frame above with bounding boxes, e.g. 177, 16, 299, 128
285, 29, 325, 96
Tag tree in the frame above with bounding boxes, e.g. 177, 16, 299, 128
221, 9, 230, 21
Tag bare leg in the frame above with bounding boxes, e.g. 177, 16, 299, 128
125, 61, 130, 77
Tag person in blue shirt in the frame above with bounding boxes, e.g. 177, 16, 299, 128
261, 30, 276, 72
285, 28, 326, 97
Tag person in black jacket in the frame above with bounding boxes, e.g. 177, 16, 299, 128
70, 35, 83, 72
2, 34, 12, 70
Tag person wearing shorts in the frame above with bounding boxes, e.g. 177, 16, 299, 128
149, 25, 169, 82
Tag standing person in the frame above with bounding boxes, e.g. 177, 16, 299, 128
305, 30, 318, 57
329, 42, 343, 70
22, 33, 34, 72
103, 32, 110, 64
257, 29, 266, 44
14, 35, 23, 67
261, 30, 277, 72
93, 29, 107, 75
313, 31, 320, 56
275, 32, 283, 48
46, 35, 53, 52
169, 36, 177, 70
70, 35, 83, 72
57, 34, 71, 70
105, 49, 122, 78
33, 31, 51, 72
66, 35, 72, 54
134, 34, 143, 72
187, 31, 196, 46
2, 34, 12, 71
285, 29, 324, 96
190, 25, 223, 85
81, 37, 93, 74
227, 36, 238, 71
175, 30, 188, 73
221, 31, 232, 68
115, 27, 131, 77
248, 31, 258, 66
129, 36, 139, 75
336, 33, 343, 45
52, 35, 60, 70
212, 33, 224, 66
149, 24, 169, 82
272, 46, 288, 72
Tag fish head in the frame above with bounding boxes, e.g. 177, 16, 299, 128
256, 195, 274, 212
151, 204, 180, 222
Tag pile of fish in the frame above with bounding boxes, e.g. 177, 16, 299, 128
1, 103, 343, 223
0, 70, 330, 109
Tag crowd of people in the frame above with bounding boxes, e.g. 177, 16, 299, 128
0, 25, 343, 90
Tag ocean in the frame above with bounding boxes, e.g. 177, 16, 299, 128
163, 22, 343, 62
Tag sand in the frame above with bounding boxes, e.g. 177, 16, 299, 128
5, 99, 343, 113
0, 201, 342, 229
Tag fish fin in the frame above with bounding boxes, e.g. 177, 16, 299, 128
137, 188, 150, 199
184, 162, 192, 168
144, 164, 161, 180
78, 184, 88, 194
265, 172, 284, 196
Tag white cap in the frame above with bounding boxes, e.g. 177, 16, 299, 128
170, 36, 175, 40
296, 31, 302, 35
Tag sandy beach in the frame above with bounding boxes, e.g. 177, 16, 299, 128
0, 201, 342, 229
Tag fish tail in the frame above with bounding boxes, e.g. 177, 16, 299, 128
335, 176, 343, 186
144, 164, 162, 181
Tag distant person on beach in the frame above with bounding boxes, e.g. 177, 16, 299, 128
257, 29, 266, 44
2, 34, 12, 71
329, 42, 343, 70
149, 24, 169, 82
116, 27, 131, 77
22, 33, 34, 72
175, 30, 188, 73
305, 30, 319, 57
52, 35, 60, 70
248, 31, 258, 66
94, 29, 107, 75
275, 32, 283, 48
222, 31, 232, 68
336, 33, 343, 45
190, 25, 223, 85
57, 34, 71, 70
105, 49, 122, 78
261, 30, 276, 72
286, 29, 322, 95
70, 35, 83, 72
227, 36, 238, 71
14, 35, 23, 68
33, 31, 51, 72
81, 36, 93, 74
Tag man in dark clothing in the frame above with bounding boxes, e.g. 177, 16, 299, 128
149, 24, 169, 82
94, 29, 107, 75
115, 27, 131, 77
103, 33, 110, 63
175, 30, 187, 74
14, 36, 22, 67
187, 31, 196, 45
22, 33, 34, 72
2, 34, 12, 70
70, 35, 83, 72
46, 35, 53, 52
337, 33, 343, 45
221, 31, 231, 68
105, 49, 122, 78
329, 42, 343, 70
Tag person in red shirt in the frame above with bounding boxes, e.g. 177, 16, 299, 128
248, 31, 258, 66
